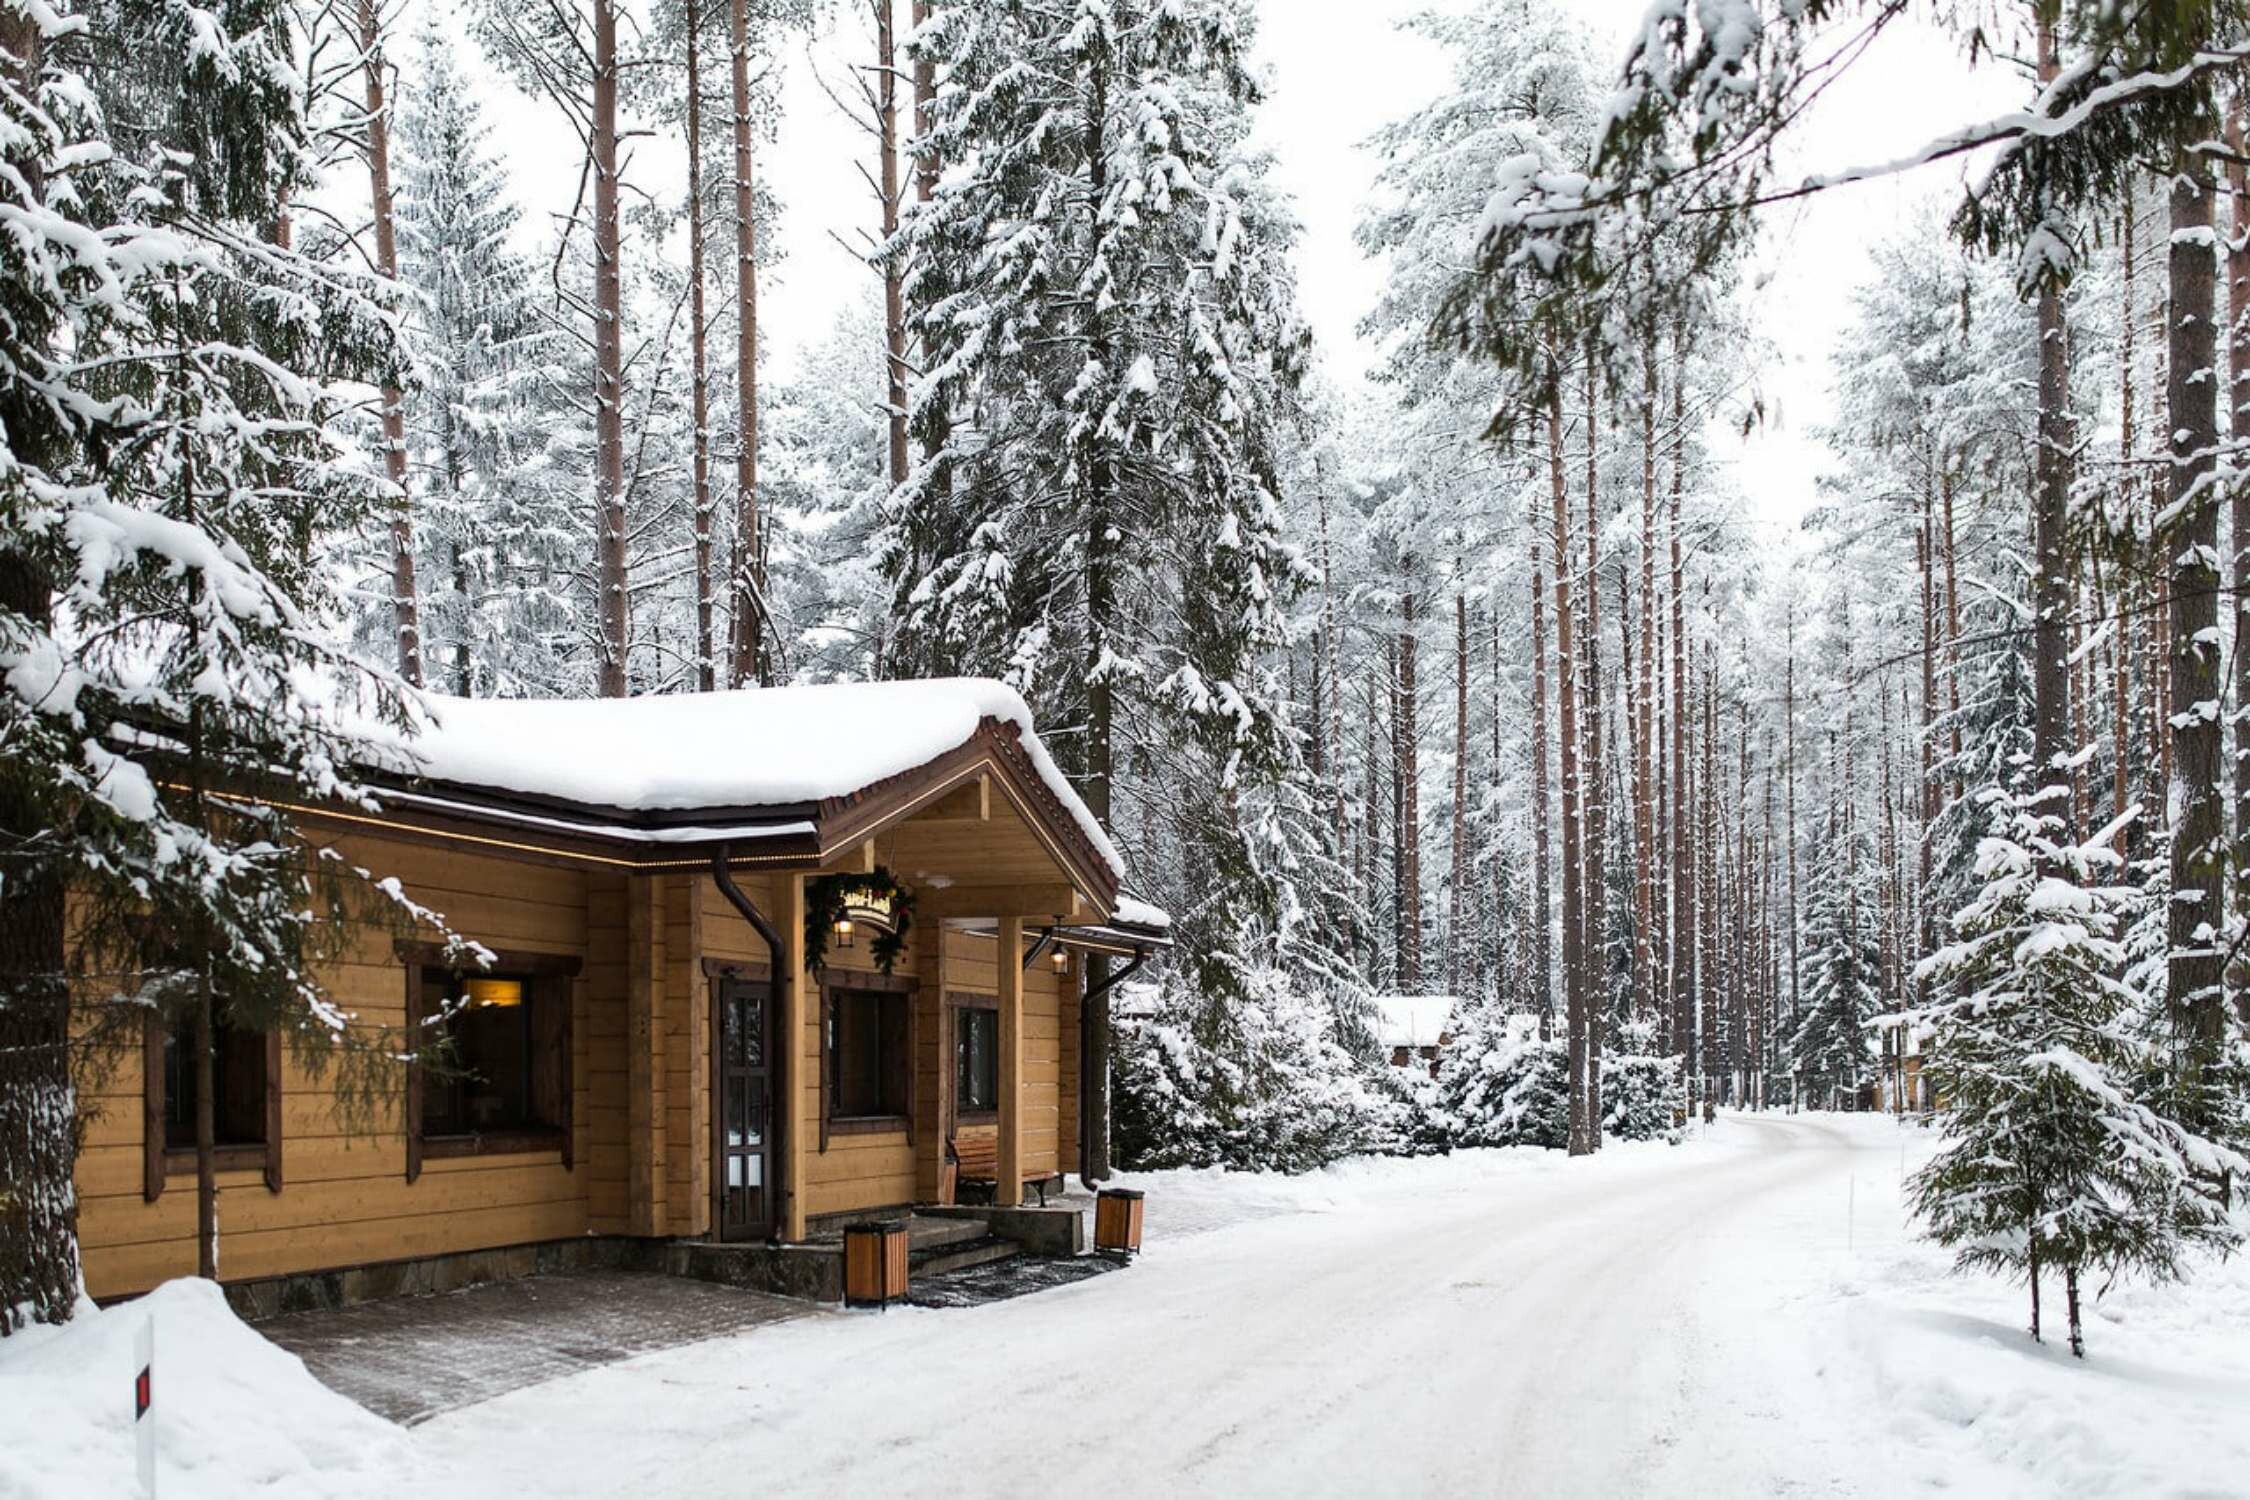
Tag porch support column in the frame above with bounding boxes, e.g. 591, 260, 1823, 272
626, 874, 666, 1237
996, 914, 1024, 1207
782, 872, 811, 1242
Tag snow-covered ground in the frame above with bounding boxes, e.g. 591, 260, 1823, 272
9, 1114, 2248, 1498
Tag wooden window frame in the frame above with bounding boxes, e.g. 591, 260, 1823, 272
143, 1013, 282, 1202
819, 967, 916, 1150
399, 943, 580, 1183
949, 993, 1000, 1126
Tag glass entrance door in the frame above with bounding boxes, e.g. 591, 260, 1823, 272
716, 979, 774, 1241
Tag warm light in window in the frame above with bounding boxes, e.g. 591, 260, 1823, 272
465, 977, 523, 1009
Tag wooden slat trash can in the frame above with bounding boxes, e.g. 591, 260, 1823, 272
1094, 1188, 1144, 1259
844, 1219, 910, 1309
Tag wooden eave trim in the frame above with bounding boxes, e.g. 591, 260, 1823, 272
814, 720, 1120, 911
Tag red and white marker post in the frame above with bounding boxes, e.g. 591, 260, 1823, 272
134, 1316, 154, 1496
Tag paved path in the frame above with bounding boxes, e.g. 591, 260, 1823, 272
261, 1270, 816, 1424
404, 1116, 1896, 1498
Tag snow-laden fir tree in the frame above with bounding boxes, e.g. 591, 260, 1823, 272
1910, 790, 2245, 1357
892, 0, 1365, 1153
0, 0, 471, 1329
1113, 968, 1398, 1173
384, 20, 568, 697
1789, 805, 1881, 1108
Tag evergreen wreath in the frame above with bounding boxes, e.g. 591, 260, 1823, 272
803, 867, 917, 974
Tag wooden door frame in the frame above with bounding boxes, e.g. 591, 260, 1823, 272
706, 960, 780, 1243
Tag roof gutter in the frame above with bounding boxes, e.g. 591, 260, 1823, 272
711, 847, 791, 1243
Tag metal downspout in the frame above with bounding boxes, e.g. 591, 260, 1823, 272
1078, 947, 1150, 1192
711, 847, 789, 1242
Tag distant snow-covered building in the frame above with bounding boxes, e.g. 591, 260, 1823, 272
1369, 995, 1457, 1076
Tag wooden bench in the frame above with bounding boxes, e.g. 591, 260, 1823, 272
946, 1132, 1053, 1207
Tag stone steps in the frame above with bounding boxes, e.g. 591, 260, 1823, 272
909, 1234, 1020, 1279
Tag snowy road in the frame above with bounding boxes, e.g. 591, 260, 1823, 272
410, 1116, 1944, 1499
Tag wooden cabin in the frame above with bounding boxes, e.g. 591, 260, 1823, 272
72, 680, 1167, 1303
1371, 995, 1456, 1078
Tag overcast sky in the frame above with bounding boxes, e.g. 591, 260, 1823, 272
465, 1, 2027, 538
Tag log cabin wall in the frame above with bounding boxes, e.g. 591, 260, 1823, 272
934, 925, 1068, 1182
75, 828, 1094, 1301
74, 832, 604, 1300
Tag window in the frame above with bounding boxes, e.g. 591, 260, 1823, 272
143, 1007, 280, 1200
411, 965, 572, 1168
162, 1014, 269, 1150
829, 986, 909, 1119
955, 1004, 997, 1115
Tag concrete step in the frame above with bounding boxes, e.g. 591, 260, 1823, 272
910, 1236, 1019, 1279
906, 1216, 988, 1251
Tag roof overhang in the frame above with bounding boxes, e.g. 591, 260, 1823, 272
283, 716, 1122, 914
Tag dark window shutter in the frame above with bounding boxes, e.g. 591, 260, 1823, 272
263, 1030, 283, 1193
142, 1012, 164, 1203
530, 975, 574, 1168
404, 967, 424, 1184
886, 996, 910, 1122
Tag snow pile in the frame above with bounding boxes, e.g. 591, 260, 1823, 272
364, 678, 1124, 876
1772, 1117, 2250, 1498
0, 1280, 409, 1499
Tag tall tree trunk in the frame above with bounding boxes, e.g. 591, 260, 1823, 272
728, 0, 763, 686
592, 0, 629, 697
1918, 477, 1937, 941
1398, 591, 1423, 992
2228, 102, 2250, 952
1550, 373, 1588, 1154
1637, 328, 1660, 1051
2031, 19, 2075, 839
1530, 489, 1554, 1027
2167, 142, 2227, 1075
1450, 587, 1469, 996
1669, 328, 1697, 1115
1941, 453, 1963, 778
687, 0, 716, 690
358, 0, 421, 686
876, 0, 909, 495
1582, 347, 1607, 1147
2119, 198, 2138, 845
1320, 470, 1348, 904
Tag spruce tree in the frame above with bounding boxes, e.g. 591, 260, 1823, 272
0, 0, 468, 1327
1789, 811, 1881, 1108
387, 22, 560, 697
1911, 791, 2244, 1356
889, 0, 1315, 1000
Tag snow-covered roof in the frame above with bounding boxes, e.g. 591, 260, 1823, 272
368, 678, 1123, 878
1111, 895, 1171, 931
1370, 995, 1457, 1051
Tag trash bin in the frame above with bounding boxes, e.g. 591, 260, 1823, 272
843, 1219, 910, 1308
1094, 1188, 1144, 1259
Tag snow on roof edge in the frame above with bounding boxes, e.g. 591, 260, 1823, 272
365, 678, 1126, 881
